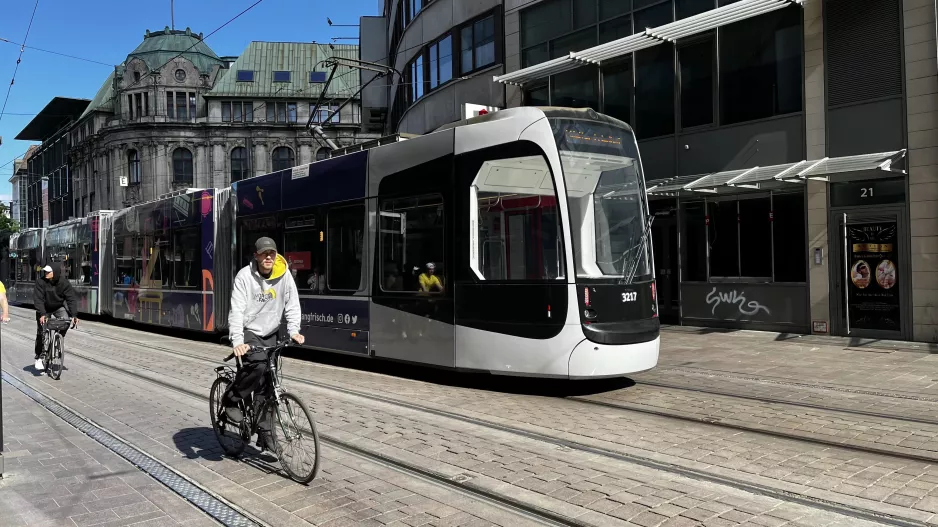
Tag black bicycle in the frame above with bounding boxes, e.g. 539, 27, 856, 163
209, 339, 321, 484
41, 317, 74, 380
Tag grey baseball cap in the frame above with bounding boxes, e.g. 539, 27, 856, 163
255, 237, 277, 253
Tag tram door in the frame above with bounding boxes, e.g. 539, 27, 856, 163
370, 155, 456, 367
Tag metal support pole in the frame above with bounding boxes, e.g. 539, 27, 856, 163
1, 319, 5, 478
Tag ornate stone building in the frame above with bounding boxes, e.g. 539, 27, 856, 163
21, 27, 376, 225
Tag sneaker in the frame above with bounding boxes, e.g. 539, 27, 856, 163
256, 431, 280, 461
224, 406, 243, 423
34, 359, 44, 372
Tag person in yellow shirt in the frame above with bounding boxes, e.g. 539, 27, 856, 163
0, 280, 10, 322
418, 262, 443, 293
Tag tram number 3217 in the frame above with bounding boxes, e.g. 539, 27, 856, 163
622, 292, 638, 302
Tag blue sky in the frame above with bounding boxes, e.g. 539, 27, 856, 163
0, 0, 380, 201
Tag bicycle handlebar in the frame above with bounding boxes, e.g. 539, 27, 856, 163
223, 339, 291, 363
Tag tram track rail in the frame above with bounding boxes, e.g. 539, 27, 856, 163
5, 321, 934, 527
654, 365, 938, 403
631, 378, 938, 427
66, 322, 938, 464
0, 327, 577, 527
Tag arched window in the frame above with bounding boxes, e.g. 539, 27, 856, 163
128, 150, 141, 184
230, 147, 248, 183
316, 147, 331, 161
173, 148, 193, 184
271, 146, 295, 172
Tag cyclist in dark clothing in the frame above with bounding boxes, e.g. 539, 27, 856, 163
34, 262, 79, 372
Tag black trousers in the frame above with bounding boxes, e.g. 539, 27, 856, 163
224, 330, 277, 432
35, 307, 69, 359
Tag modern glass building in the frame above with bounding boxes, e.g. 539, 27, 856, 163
379, 0, 937, 343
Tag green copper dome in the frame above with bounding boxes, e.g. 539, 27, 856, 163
127, 27, 225, 74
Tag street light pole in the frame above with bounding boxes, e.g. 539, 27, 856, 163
1, 319, 5, 478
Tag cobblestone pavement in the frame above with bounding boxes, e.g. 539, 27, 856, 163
655, 326, 938, 397
0, 308, 928, 526
0, 376, 216, 527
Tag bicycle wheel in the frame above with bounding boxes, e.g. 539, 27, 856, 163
209, 377, 246, 457
48, 333, 64, 380
271, 392, 320, 484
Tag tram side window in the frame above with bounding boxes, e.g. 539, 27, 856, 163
115, 236, 136, 285
380, 195, 445, 293
470, 155, 564, 281
65, 243, 81, 282
328, 204, 365, 291
239, 216, 281, 266
80, 242, 92, 284
173, 228, 201, 288
284, 226, 324, 293
139, 235, 169, 287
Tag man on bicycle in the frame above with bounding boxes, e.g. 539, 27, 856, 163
225, 237, 304, 453
34, 262, 78, 372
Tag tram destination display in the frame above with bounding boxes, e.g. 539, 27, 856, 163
846, 222, 900, 331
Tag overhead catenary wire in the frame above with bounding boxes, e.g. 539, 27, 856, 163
0, 37, 114, 67
0, 0, 41, 126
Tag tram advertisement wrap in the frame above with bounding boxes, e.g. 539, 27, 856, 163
847, 222, 900, 331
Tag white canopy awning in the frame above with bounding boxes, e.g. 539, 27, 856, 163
646, 150, 907, 196
495, 0, 803, 86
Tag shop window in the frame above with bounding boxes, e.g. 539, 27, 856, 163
380, 194, 445, 293
682, 201, 707, 281
602, 60, 632, 124
525, 84, 549, 106
600, 16, 632, 44
720, 6, 802, 125
552, 66, 599, 111
634, 2, 673, 29
707, 199, 739, 277
173, 228, 200, 288
677, 0, 715, 20
523, 44, 549, 68
471, 155, 564, 281
520, 0, 569, 49
739, 196, 772, 277
284, 223, 324, 293
772, 192, 806, 282
328, 205, 365, 291
680, 38, 714, 128
600, 0, 630, 19
551, 28, 596, 59
635, 45, 675, 138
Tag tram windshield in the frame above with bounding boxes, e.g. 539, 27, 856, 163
550, 118, 651, 282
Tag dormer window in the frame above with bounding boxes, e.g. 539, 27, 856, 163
273, 71, 291, 83
134, 71, 141, 83
309, 71, 327, 83
236, 70, 254, 82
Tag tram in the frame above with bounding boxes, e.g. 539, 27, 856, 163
232, 107, 659, 377
7, 228, 45, 306
43, 211, 114, 315
2, 107, 658, 378
104, 188, 233, 332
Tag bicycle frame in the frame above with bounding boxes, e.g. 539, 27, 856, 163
216, 342, 290, 439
